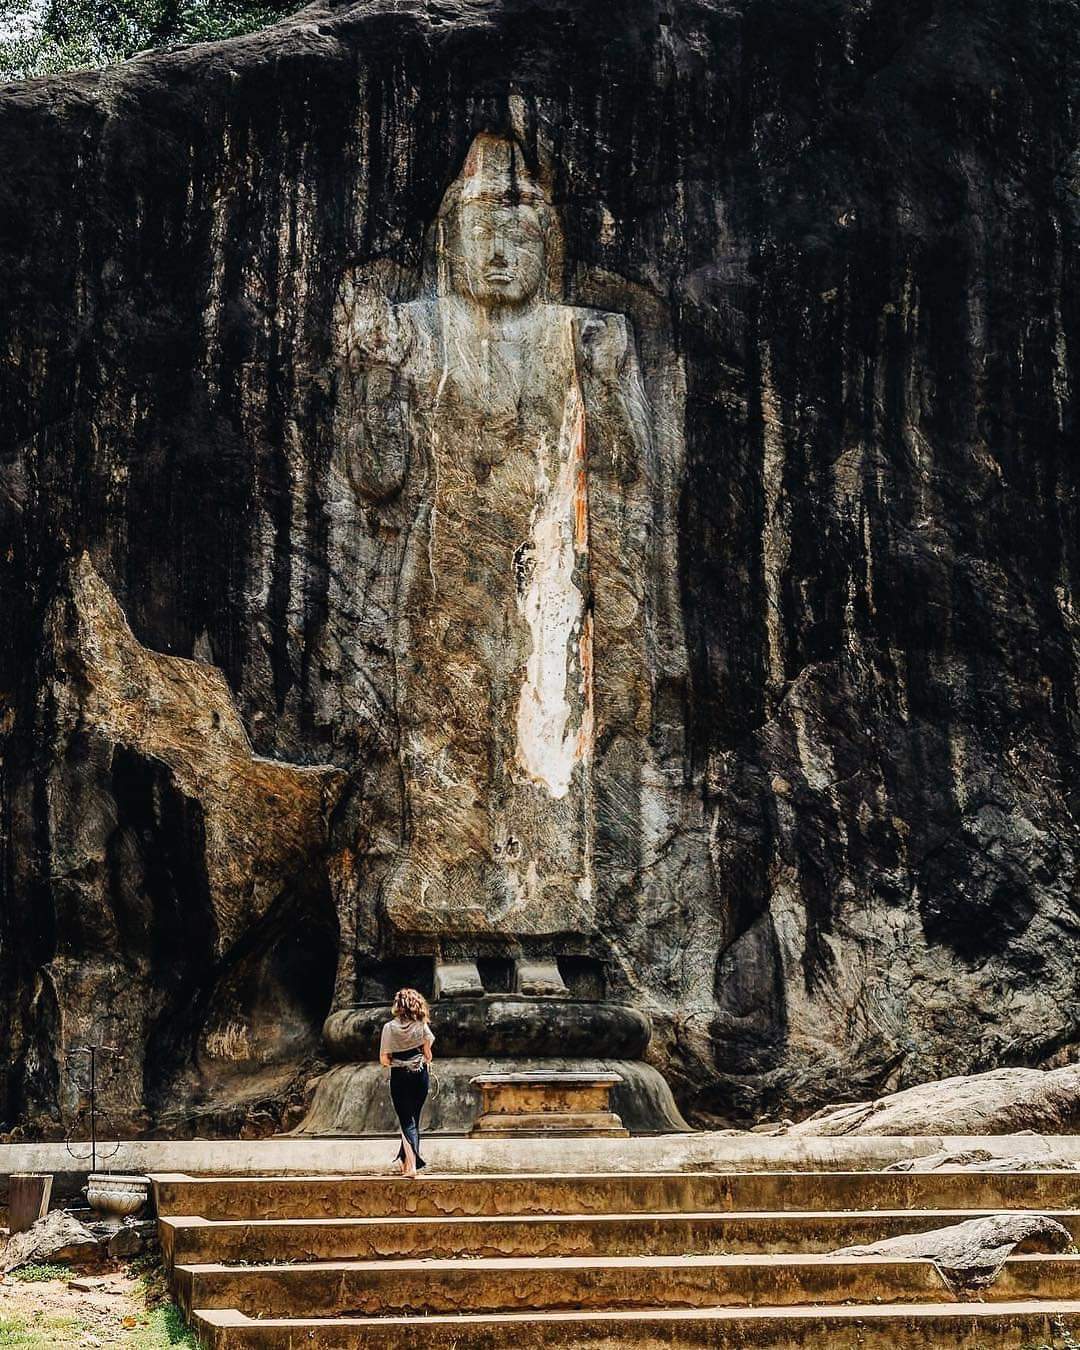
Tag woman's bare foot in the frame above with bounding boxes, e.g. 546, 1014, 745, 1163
399, 1134, 418, 1178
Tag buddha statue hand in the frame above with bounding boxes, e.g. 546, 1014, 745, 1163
577, 312, 630, 385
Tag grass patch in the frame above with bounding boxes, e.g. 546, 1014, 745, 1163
130, 1261, 197, 1349
0, 1316, 82, 1347
125, 1301, 197, 1348
7, 1265, 71, 1284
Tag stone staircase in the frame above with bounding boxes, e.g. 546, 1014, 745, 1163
152, 1169, 1080, 1348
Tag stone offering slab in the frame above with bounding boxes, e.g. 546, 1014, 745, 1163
470, 1071, 628, 1137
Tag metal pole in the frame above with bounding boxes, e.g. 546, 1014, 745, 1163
89, 1047, 97, 1176
66, 1045, 120, 1177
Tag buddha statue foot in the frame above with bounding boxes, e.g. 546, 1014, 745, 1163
431, 957, 570, 1000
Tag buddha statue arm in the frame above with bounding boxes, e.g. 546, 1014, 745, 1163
334, 289, 419, 504
575, 310, 651, 484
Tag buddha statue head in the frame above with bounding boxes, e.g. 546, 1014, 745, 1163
431, 133, 562, 309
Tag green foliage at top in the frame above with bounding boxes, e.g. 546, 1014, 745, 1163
0, 0, 303, 83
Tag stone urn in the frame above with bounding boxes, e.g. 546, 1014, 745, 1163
86, 1174, 150, 1230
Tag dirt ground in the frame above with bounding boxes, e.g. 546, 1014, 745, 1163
0, 1261, 194, 1347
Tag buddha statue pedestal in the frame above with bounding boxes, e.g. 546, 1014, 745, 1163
295, 983, 690, 1136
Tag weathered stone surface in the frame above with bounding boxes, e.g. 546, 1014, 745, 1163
337, 131, 653, 948
515, 962, 571, 999
2, 0, 1080, 1134
7, 1174, 53, 1234
469, 1071, 629, 1137
828, 1213, 1074, 1289
433, 962, 485, 1000
786, 1066, 1080, 1137
1, 1210, 102, 1273
323, 998, 652, 1061
107, 1220, 157, 1260
886, 1148, 1080, 1173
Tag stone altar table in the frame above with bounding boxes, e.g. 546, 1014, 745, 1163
469, 1071, 628, 1137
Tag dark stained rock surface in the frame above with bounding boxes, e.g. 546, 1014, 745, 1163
41, 553, 345, 1134
2, 0, 1080, 1135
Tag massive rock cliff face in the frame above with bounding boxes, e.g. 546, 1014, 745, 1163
2, 0, 1080, 1136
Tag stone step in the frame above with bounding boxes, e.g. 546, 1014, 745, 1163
151, 1169, 1080, 1221
193, 1300, 1080, 1349
160, 1206, 1080, 1266
174, 1252, 1080, 1319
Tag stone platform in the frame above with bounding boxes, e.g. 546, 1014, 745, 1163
6, 1132, 1080, 1195
322, 997, 650, 1061
299, 1057, 686, 1136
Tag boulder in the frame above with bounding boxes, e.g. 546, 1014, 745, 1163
106, 1221, 158, 1261
829, 1213, 1074, 1289
787, 1066, 1080, 1137
2, 1211, 103, 1273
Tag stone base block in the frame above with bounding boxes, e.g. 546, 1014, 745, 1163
470, 1110, 629, 1137
469, 1071, 629, 1137
295, 1057, 690, 1136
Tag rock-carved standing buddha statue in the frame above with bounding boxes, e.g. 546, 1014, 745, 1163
304, 133, 688, 1134
346, 132, 650, 952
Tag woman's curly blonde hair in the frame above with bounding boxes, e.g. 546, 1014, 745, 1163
392, 987, 430, 1024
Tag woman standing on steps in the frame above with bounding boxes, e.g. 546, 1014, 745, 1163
379, 988, 435, 1177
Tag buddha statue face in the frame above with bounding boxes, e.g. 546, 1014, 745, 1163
453, 199, 546, 308
439, 134, 552, 310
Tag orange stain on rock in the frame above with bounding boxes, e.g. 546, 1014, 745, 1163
573, 402, 589, 549
576, 610, 595, 760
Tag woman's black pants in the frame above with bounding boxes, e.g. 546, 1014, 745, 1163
390, 1064, 429, 1169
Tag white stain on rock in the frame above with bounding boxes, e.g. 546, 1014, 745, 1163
515, 377, 593, 799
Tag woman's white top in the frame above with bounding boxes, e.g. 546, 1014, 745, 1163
380, 1017, 435, 1069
